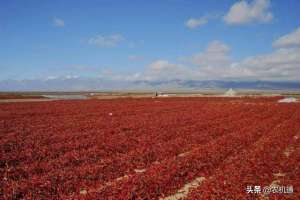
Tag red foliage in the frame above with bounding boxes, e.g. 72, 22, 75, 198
0, 97, 299, 199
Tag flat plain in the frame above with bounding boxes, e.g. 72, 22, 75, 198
1, 97, 299, 199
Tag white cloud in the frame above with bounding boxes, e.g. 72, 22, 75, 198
143, 60, 198, 81
64, 75, 79, 79
53, 17, 65, 27
96, 30, 300, 81
183, 30, 300, 81
185, 17, 208, 29
236, 26, 300, 80
88, 28, 300, 82
88, 34, 124, 47
231, 48, 300, 80
147, 60, 178, 71
190, 41, 231, 69
224, 0, 273, 25
184, 41, 243, 79
185, 14, 220, 29
128, 55, 144, 61
273, 27, 300, 48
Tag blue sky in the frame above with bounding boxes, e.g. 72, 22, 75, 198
1, 0, 300, 82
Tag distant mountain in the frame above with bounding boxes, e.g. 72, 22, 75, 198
0, 78, 132, 91
0, 78, 300, 91
133, 80, 300, 90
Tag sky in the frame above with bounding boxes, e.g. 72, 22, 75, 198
1, 0, 300, 84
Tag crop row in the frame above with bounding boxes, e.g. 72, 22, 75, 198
186, 109, 300, 200
85, 103, 296, 199
0, 96, 296, 199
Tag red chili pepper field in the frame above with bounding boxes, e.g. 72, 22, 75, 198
1, 97, 299, 199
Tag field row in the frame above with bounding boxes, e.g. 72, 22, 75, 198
1, 97, 299, 199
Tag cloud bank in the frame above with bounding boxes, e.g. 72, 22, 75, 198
273, 27, 300, 48
135, 26, 300, 82
185, 17, 208, 29
224, 0, 273, 25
